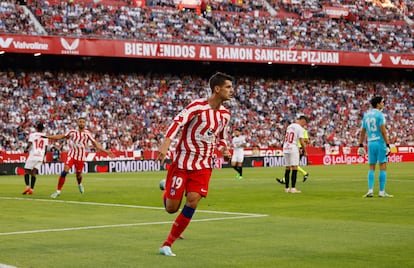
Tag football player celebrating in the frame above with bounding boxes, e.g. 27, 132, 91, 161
156, 72, 234, 257
45, 117, 114, 198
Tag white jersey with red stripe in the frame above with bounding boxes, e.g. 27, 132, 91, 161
282, 123, 305, 154
232, 135, 246, 155
65, 129, 97, 161
165, 98, 231, 170
27, 132, 48, 161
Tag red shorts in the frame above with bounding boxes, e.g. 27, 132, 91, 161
165, 162, 212, 200
65, 157, 85, 172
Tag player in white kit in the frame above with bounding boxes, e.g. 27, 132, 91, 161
282, 116, 308, 193
231, 127, 247, 179
22, 123, 48, 195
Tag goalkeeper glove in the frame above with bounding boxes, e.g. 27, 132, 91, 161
386, 144, 391, 156
358, 144, 366, 156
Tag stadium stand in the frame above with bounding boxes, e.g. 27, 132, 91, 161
0, 0, 413, 153
1, 0, 413, 51
0, 1, 37, 35
0, 67, 413, 153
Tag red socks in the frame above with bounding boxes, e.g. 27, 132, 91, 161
57, 177, 66, 191
163, 205, 195, 247
163, 213, 191, 247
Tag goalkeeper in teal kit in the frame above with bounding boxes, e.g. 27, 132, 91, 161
358, 96, 393, 198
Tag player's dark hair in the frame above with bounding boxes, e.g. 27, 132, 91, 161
370, 96, 383, 108
36, 123, 44, 131
209, 72, 234, 90
298, 115, 309, 122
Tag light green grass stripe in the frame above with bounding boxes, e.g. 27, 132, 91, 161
0, 196, 268, 216
0, 197, 268, 236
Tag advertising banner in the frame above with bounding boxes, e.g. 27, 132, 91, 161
1, 35, 414, 68
1, 153, 413, 176
322, 6, 349, 19
2, 146, 414, 164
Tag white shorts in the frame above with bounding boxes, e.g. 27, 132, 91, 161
24, 158, 43, 170
284, 152, 300, 167
231, 151, 244, 163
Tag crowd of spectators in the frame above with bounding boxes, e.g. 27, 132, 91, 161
208, 13, 379, 51
1, 0, 413, 52
29, 1, 226, 44
1, 0, 413, 155
407, 0, 414, 20
355, 21, 413, 53
0, 0, 37, 35
278, 0, 406, 22
1, 70, 413, 155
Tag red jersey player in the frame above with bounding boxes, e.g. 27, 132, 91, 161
44, 117, 115, 198
156, 72, 234, 257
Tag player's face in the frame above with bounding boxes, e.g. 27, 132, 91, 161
378, 100, 385, 111
217, 80, 234, 101
300, 119, 308, 127
77, 119, 86, 130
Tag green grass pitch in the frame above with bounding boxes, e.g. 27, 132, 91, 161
0, 162, 413, 268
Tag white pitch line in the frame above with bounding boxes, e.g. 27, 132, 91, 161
0, 215, 266, 236
0, 197, 268, 236
0, 264, 18, 268
0, 196, 266, 217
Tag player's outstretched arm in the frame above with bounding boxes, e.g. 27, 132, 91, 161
92, 140, 115, 157
43, 134, 66, 140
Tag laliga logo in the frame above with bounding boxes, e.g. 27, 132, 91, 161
60, 38, 80, 54
0, 37, 13, 48
369, 53, 382, 66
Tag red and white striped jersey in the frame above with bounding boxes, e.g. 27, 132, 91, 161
65, 129, 97, 161
165, 98, 231, 170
